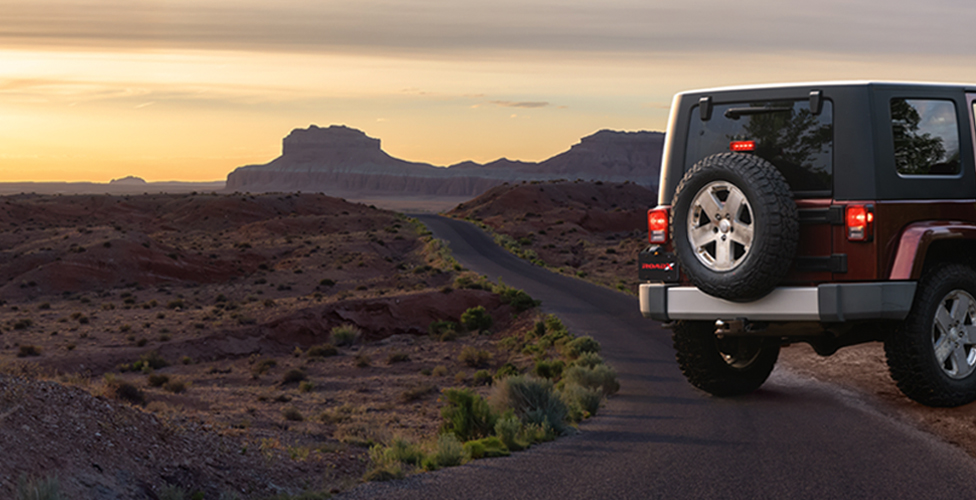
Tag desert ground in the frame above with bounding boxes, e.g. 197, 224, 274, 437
0, 192, 588, 499
459, 179, 976, 459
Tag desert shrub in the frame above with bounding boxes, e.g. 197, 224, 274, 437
497, 287, 539, 313
299, 381, 315, 393
17, 474, 62, 500
565, 336, 601, 358
37, 302, 51, 310
334, 419, 387, 447
147, 374, 170, 388
560, 384, 603, 422
400, 383, 437, 402
491, 375, 568, 436
537, 359, 565, 380
140, 351, 169, 370
354, 352, 371, 368
307, 344, 338, 358
440, 388, 497, 442
463, 436, 510, 459
461, 306, 493, 332
458, 346, 492, 368
422, 434, 467, 470
167, 299, 185, 309
493, 411, 527, 452
331, 324, 361, 346
281, 369, 307, 384
544, 314, 568, 336
573, 352, 605, 369
164, 379, 186, 394
453, 272, 492, 290
562, 364, 620, 396
103, 374, 145, 405
428, 320, 460, 341
319, 278, 336, 287
13, 318, 32, 330
17, 345, 41, 358
282, 406, 304, 422
251, 358, 277, 377
472, 370, 493, 386
531, 320, 546, 338
431, 365, 448, 377
454, 371, 467, 384
386, 351, 410, 364
495, 362, 520, 380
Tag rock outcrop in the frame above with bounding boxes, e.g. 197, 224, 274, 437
225, 125, 663, 197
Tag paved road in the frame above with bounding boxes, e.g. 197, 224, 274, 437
340, 215, 976, 499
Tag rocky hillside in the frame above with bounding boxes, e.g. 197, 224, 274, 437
225, 125, 663, 198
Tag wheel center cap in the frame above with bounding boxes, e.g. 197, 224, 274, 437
951, 327, 960, 341
719, 219, 731, 233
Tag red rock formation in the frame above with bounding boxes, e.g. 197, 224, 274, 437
225, 125, 663, 197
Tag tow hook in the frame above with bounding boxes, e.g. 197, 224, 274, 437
715, 319, 767, 336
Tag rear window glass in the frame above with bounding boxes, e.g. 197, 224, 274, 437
891, 99, 960, 176
686, 100, 833, 197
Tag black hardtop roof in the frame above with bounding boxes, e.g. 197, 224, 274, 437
678, 81, 976, 98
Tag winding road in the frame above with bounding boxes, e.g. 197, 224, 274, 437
340, 215, 976, 499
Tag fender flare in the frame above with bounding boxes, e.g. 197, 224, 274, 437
888, 221, 976, 280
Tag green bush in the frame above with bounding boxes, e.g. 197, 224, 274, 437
563, 364, 620, 396
422, 434, 467, 470
251, 358, 277, 377
533, 359, 565, 380
17, 474, 62, 500
472, 370, 493, 386
400, 383, 437, 402
561, 384, 603, 422
307, 344, 338, 357
460, 306, 493, 332
497, 287, 539, 312
493, 411, 527, 452
495, 362, 520, 380
428, 320, 460, 339
463, 436, 510, 459
330, 324, 361, 346
573, 352, 605, 369
440, 388, 497, 442
458, 346, 492, 368
491, 375, 568, 436
371, 437, 425, 467
565, 336, 601, 358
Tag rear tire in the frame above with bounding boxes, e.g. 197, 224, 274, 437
672, 320, 780, 396
885, 264, 976, 407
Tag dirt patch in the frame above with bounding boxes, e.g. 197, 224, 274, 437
0, 192, 548, 499
447, 180, 654, 294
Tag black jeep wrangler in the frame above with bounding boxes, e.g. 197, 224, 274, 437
640, 82, 976, 407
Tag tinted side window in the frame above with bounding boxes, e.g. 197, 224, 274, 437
686, 100, 833, 197
891, 99, 960, 176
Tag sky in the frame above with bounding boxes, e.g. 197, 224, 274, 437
3, 0, 976, 182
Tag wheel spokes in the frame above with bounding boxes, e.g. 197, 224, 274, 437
688, 181, 753, 272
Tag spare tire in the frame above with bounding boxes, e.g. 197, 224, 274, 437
671, 153, 798, 302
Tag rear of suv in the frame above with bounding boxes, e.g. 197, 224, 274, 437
639, 82, 976, 407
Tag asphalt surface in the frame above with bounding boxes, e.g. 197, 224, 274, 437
339, 215, 976, 500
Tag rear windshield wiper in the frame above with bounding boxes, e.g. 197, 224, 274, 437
724, 106, 792, 119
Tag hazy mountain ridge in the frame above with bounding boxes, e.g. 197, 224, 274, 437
224, 125, 663, 197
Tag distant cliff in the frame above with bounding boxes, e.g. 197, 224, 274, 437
225, 125, 663, 197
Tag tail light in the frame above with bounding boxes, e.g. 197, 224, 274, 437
648, 208, 669, 244
730, 140, 756, 152
846, 204, 874, 241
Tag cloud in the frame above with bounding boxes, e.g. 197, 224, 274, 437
488, 100, 549, 108
2, 0, 975, 60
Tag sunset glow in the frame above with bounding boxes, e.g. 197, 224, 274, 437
4, 0, 976, 182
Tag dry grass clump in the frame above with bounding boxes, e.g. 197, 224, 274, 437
458, 346, 491, 368
331, 324, 361, 347
17, 345, 41, 358
102, 374, 145, 406
307, 344, 338, 358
